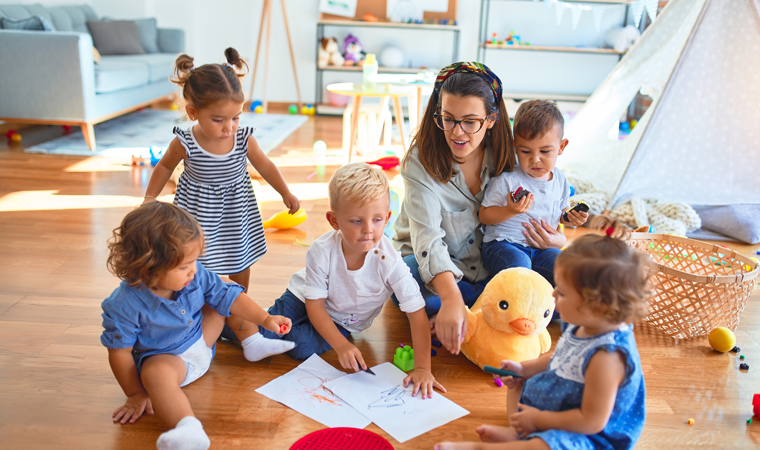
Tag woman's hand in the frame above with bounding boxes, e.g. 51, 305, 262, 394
403, 368, 446, 399
282, 192, 300, 215
510, 403, 542, 438
112, 392, 153, 424
335, 342, 367, 372
522, 219, 567, 249
435, 295, 468, 355
262, 315, 292, 335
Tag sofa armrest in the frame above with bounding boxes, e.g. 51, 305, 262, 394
0, 30, 96, 122
157, 28, 185, 54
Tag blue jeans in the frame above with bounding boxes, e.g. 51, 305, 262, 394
221, 289, 351, 360
391, 254, 492, 317
480, 240, 561, 287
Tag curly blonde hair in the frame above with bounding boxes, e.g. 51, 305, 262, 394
556, 216, 651, 324
107, 202, 204, 289
328, 163, 389, 210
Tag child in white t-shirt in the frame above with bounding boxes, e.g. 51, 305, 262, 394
479, 100, 588, 286
225, 163, 444, 398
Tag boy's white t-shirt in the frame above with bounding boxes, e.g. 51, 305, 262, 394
481, 166, 570, 245
287, 230, 425, 333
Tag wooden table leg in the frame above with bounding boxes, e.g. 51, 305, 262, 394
392, 95, 406, 153
408, 90, 418, 136
348, 95, 362, 164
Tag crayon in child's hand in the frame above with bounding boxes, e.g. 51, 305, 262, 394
483, 365, 522, 378
280, 324, 288, 334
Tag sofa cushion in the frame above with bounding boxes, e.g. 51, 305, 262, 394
94, 57, 150, 94
0, 5, 33, 20
0, 15, 55, 30
104, 54, 176, 83
47, 7, 73, 31
46, 5, 96, 32
87, 20, 145, 55
104, 17, 159, 53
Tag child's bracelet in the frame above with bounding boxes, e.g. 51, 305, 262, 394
144, 195, 156, 200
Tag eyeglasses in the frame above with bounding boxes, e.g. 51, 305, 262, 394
434, 113, 489, 134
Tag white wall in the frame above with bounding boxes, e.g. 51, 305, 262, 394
1, 0, 638, 102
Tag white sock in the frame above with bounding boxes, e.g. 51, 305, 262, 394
240, 332, 295, 362
156, 416, 209, 450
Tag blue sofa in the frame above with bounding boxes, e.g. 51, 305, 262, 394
0, 4, 184, 150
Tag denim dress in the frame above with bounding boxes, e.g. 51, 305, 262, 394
520, 323, 646, 450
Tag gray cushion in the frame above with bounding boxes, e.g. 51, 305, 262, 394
94, 57, 150, 93
0, 15, 55, 30
104, 54, 176, 83
87, 20, 145, 55
690, 204, 760, 245
104, 17, 159, 53
47, 7, 73, 31
0, 5, 33, 20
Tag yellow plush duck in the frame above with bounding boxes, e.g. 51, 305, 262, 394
461, 268, 555, 369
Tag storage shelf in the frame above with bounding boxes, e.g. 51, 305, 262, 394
502, 91, 589, 102
481, 43, 625, 55
318, 19, 460, 31
317, 66, 433, 73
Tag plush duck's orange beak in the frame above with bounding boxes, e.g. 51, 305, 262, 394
510, 318, 536, 335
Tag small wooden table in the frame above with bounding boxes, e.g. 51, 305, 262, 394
326, 82, 416, 163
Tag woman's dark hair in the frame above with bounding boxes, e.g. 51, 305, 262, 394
408, 72, 516, 183
171, 47, 249, 110
107, 202, 204, 289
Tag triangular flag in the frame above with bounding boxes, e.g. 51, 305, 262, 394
631, 0, 645, 28
555, 1, 566, 25
544, 0, 553, 14
571, 5, 583, 30
644, 0, 658, 21
592, 6, 605, 31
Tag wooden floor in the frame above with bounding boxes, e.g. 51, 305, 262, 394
0, 113, 758, 449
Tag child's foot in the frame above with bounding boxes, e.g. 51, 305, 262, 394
156, 416, 210, 450
476, 425, 520, 443
434, 443, 480, 450
240, 333, 295, 362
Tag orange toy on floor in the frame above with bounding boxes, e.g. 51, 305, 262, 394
461, 268, 555, 369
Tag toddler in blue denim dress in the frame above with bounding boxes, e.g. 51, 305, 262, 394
479, 100, 588, 286
437, 217, 649, 450
100, 202, 293, 450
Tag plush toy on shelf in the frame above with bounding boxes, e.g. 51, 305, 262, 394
461, 268, 555, 369
318, 37, 344, 67
342, 34, 366, 66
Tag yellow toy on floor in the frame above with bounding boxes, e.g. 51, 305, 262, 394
461, 268, 555, 369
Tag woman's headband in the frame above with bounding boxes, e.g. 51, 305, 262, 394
434, 61, 502, 105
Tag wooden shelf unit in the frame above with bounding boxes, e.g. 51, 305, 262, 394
480, 42, 625, 55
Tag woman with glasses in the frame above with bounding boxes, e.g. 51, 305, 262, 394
392, 62, 565, 355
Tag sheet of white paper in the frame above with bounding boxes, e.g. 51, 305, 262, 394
255, 354, 371, 429
318, 0, 357, 18
324, 362, 469, 443
387, 0, 448, 18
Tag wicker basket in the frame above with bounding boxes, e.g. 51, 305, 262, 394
626, 233, 759, 339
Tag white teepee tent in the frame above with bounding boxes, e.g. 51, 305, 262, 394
559, 0, 760, 210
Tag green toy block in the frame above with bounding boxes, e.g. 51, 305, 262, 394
393, 346, 415, 371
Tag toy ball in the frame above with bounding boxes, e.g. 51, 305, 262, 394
288, 104, 298, 115
301, 105, 309, 115
10, 133, 22, 143
249, 100, 263, 112
5, 130, 18, 140
379, 46, 405, 69
313, 140, 327, 153
254, 105, 263, 114
62, 125, 72, 135
708, 327, 736, 353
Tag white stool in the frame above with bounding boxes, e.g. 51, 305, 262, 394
342, 96, 392, 158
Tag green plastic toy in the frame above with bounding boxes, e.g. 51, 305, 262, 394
394, 345, 415, 371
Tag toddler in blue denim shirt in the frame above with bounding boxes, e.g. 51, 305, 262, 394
101, 202, 293, 450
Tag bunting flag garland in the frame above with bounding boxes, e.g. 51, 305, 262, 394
592, 6, 605, 32
571, 5, 583, 30
631, 0, 645, 28
644, 0, 659, 22
554, 1, 566, 25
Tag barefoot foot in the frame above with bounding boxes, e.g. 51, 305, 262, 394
476, 425, 520, 443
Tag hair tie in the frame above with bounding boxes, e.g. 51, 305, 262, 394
434, 61, 502, 105
605, 226, 615, 237
188, 64, 195, 71
224, 62, 235, 70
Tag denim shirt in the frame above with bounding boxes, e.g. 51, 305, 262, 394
100, 261, 244, 371
392, 146, 494, 293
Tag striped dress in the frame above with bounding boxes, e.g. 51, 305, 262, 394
173, 126, 266, 274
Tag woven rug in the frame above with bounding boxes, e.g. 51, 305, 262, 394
25, 109, 308, 158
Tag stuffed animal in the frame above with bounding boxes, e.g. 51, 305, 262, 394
461, 268, 555, 369
318, 37, 344, 67
343, 33, 365, 66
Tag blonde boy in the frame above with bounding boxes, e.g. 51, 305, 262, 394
238, 163, 444, 397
